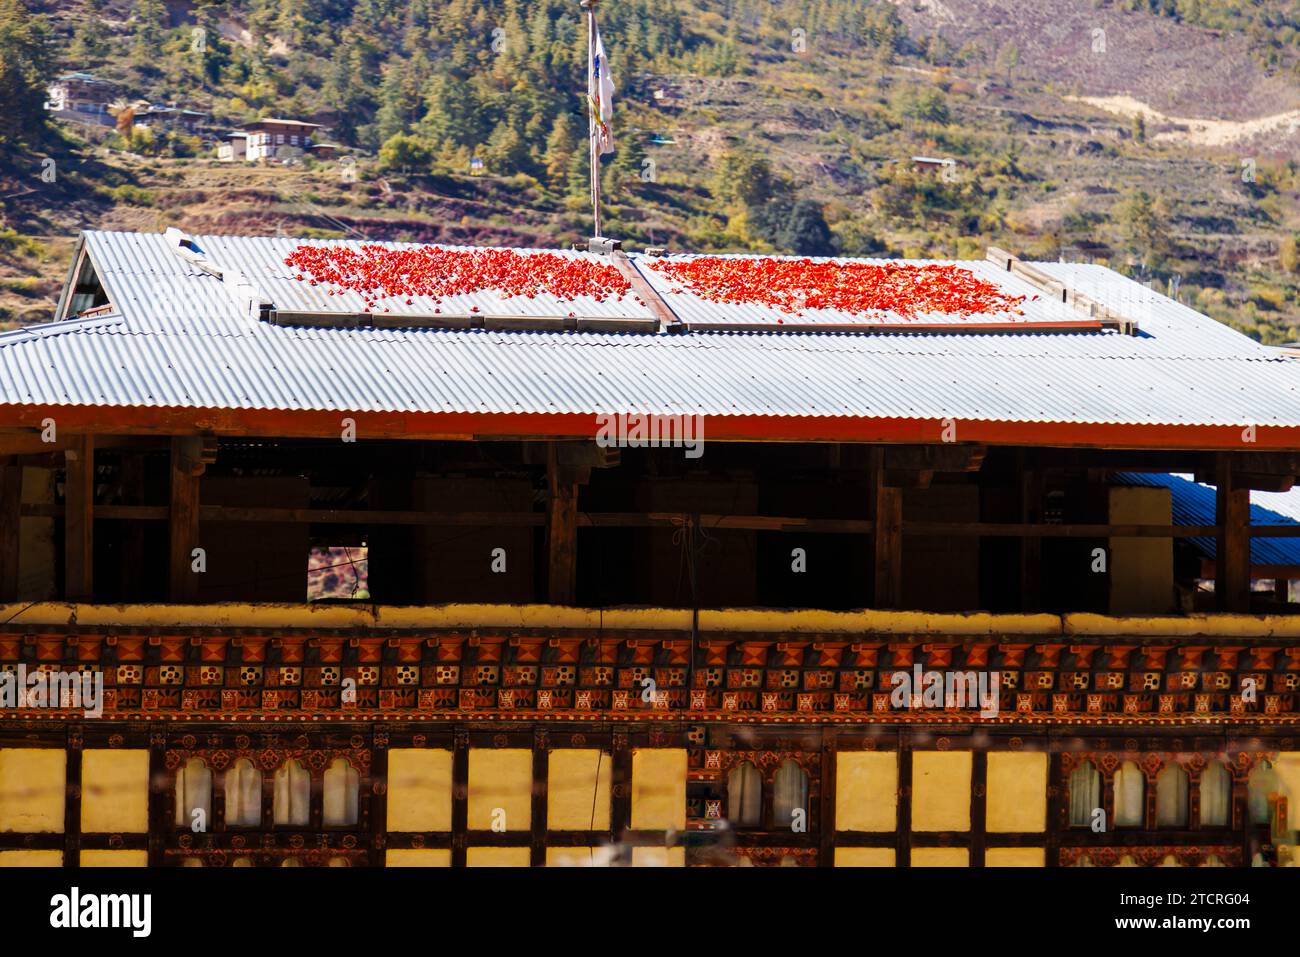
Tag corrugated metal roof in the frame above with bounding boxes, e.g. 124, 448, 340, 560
1, 230, 1298, 431
1115, 472, 1300, 567
98, 232, 656, 330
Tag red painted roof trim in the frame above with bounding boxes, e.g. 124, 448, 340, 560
2, 404, 1299, 450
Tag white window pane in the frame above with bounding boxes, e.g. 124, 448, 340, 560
772, 761, 808, 829
174, 758, 211, 828
225, 759, 262, 827
274, 760, 311, 826
1155, 765, 1188, 827
323, 759, 359, 826
1199, 763, 1230, 827
1114, 761, 1145, 828
1068, 763, 1100, 826
727, 763, 761, 826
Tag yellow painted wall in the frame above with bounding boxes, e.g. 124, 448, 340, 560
0, 850, 62, 867
835, 751, 897, 832
631, 846, 685, 867
385, 849, 451, 867
386, 749, 453, 832
466, 846, 530, 867
0, 749, 65, 832
630, 749, 686, 831
547, 750, 611, 831
80, 850, 148, 867
546, 846, 611, 867
467, 749, 531, 832
833, 847, 895, 867
11, 600, 1300, 641
911, 751, 971, 832
912, 847, 968, 866
986, 752, 1047, 833
1109, 486, 1174, 615
81, 749, 149, 833
986, 847, 1045, 867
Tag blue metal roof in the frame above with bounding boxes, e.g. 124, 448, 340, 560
1114, 472, 1300, 567
1, 230, 1298, 433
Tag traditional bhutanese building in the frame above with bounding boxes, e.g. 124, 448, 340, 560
0, 229, 1299, 868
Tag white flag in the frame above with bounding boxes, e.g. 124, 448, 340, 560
588, 23, 615, 154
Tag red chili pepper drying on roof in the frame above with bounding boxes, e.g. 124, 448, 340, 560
650, 257, 1025, 320
283, 244, 632, 307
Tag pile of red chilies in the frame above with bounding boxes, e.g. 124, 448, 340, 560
650, 257, 1026, 319
284, 244, 634, 312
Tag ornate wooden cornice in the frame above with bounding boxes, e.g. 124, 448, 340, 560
3, 628, 1298, 725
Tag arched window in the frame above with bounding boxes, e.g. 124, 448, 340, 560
328, 856, 350, 867
274, 760, 311, 826
1247, 761, 1280, 826
1114, 761, 1145, 828
231, 857, 252, 867
1199, 763, 1231, 827
1074, 855, 1094, 868
1068, 762, 1101, 826
323, 758, 359, 826
727, 762, 762, 827
1155, 764, 1189, 827
181, 857, 203, 868
1117, 854, 1138, 867
174, 757, 212, 828
225, 758, 262, 827
1158, 854, 1180, 867
1201, 854, 1225, 867
772, 760, 808, 830
280, 858, 302, 867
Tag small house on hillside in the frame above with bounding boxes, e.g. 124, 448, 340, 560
242, 118, 324, 162
217, 131, 248, 162
132, 104, 210, 135
912, 155, 957, 175
44, 72, 117, 127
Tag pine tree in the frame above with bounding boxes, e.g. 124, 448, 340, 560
483, 120, 531, 175
565, 148, 592, 203
0, 0, 54, 156
419, 72, 482, 150
131, 0, 166, 67
603, 135, 646, 198
543, 111, 580, 189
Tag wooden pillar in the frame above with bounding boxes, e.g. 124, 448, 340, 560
1017, 451, 1042, 612
118, 453, 146, 602
451, 727, 468, 867
546, 446, 579, 605
0, 462, 21, 600
1215, 456, 1251, 613
896, 734, 912, 868
1045, 751, 1063, 867
610, 730, 631, 854
818, 729, 837, 867
64, 435, 94, 601
1274, 578, 1290, 605
147, 731, 168, 866
530, 727, 548, 867
970, 748, 987, 868
169, 436, 201, 602
64, 726, 84, 868
871, 450, 903, 608
1232, 778, 1251, 865
369, 727, 389, 868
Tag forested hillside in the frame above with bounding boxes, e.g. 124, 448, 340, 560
1, 0, 1298, 342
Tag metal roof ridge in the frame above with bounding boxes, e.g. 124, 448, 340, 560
0, 313, 123, 345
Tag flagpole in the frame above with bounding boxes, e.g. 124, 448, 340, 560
581, 0, 603, 239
